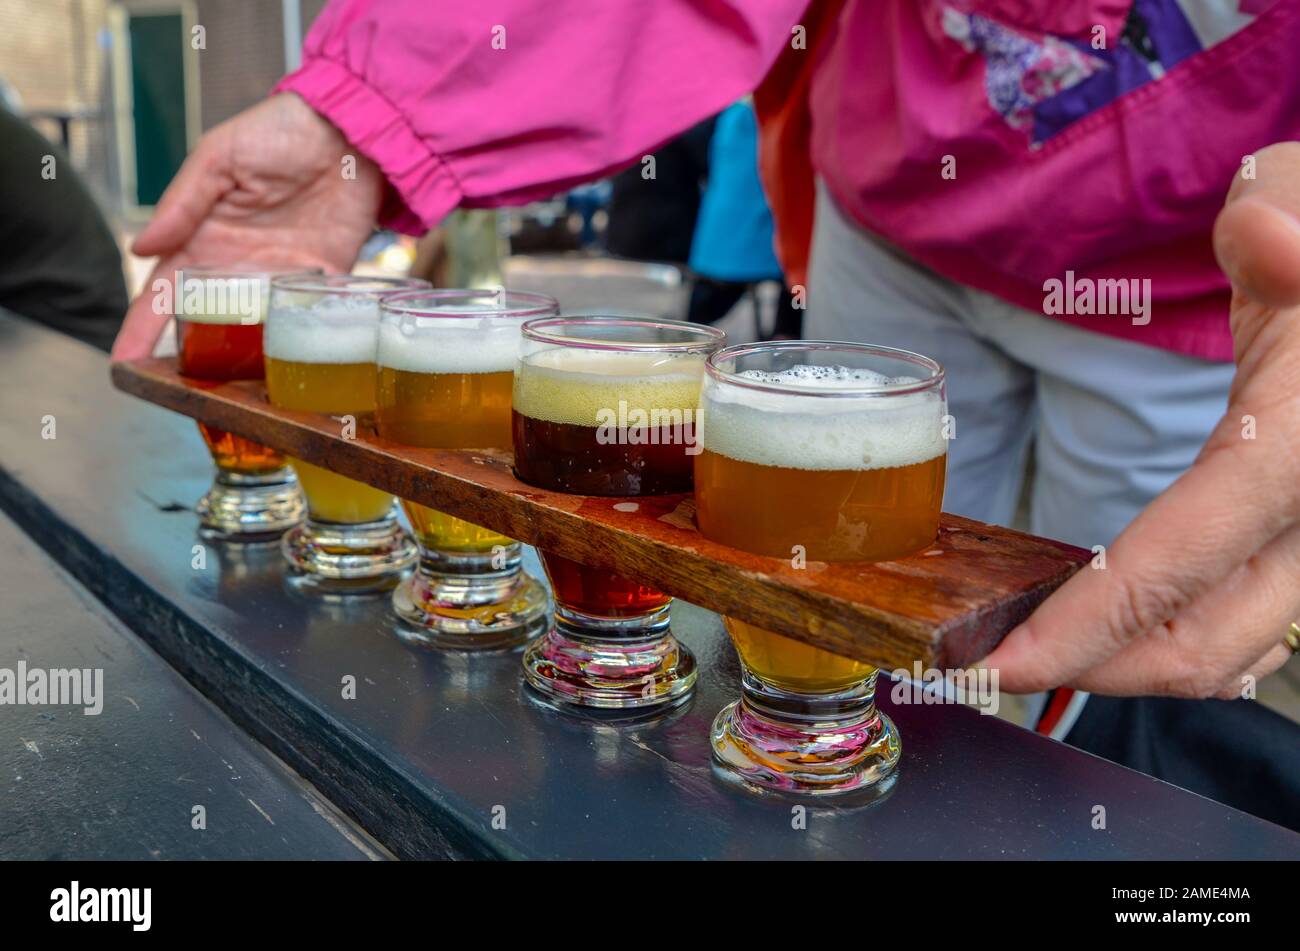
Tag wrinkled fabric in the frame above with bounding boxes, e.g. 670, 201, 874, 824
277, 0, 1300, 361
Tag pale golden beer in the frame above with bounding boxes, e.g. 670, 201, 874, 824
375, 364, 514, 551
263, 358, 395, 523
696, 341, 947, 796
264, 275, 428, 591
373, 290, 556, 647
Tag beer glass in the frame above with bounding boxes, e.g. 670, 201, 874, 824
175, 265, 316, 541
696, 341, 947, 796
264, 275, 429, 592
514, 317, 725, 709
375, 289, 555, 649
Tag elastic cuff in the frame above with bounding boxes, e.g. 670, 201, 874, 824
276, 58, 461, 235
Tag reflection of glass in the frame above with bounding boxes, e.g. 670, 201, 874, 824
175, 265, 316, 541
264, 275, 429, 592
696, 342, 948, 797
375, 289, 556, 649
513, 317, 725, 710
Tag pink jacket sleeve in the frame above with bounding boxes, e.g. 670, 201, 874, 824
275, 0, 809, 234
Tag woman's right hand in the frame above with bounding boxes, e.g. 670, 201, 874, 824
111, 93, 384, 360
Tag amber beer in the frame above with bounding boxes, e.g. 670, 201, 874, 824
373, 290, 555, 648
174, 267, 313, 540
696, 423, 945, 692
697, 342, 947, 796
264, 275, 428, 590
179, 321, 285, 472
697, 451, 945, 691
514, 317, 724, 710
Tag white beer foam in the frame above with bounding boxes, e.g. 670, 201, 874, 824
513, 348, 705, 427
263, 298, 381, 364
376, 313, 522, 374
701, 366, 947, 471
734, 364, 914, 388
175, 276, 271, 325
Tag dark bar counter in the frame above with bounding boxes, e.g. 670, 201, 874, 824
1, 312, 1297, 860
0, 507, 383, 860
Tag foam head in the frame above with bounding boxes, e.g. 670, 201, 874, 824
264, 294, 383, 365
377, 307, 526, 375
700, 365, 947, 471
513, 348, 707, 427
174, 275, 272, 325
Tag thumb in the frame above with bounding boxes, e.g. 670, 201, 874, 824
132, 136, 230, 258
1213, 142, 1300, 311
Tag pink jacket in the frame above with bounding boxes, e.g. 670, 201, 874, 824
278, 0, 1300, 361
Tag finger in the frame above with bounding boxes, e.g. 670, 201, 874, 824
1066, 522, 1300, 697
1214, 644, 1293, 701
1214, 142, 1300, 311
110, 258, 183, 361
983, 440, 1287, 692
132, 137, 231, 258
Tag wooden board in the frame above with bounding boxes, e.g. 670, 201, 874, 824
111, 357, 1090, 670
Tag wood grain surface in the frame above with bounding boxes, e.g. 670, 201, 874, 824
112, 357, 1090, 670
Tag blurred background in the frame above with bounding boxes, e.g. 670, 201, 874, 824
1, 0, 798, 347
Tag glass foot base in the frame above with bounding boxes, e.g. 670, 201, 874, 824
282, 517, 417, 594
710, 689, 900, 799
522, 625, 697, 710
392, 564, 550, 651
197, 468, 305, 542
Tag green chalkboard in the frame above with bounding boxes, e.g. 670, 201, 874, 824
128, 13, 188, 207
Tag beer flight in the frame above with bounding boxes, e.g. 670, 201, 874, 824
172, 268, 948, 799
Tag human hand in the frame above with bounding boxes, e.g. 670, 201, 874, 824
984, 143, 1300, 698
111, 93, 383, 360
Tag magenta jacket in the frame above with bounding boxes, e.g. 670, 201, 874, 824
278, 0, 1300, 361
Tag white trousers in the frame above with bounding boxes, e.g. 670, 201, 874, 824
806, 186, 1235, 551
